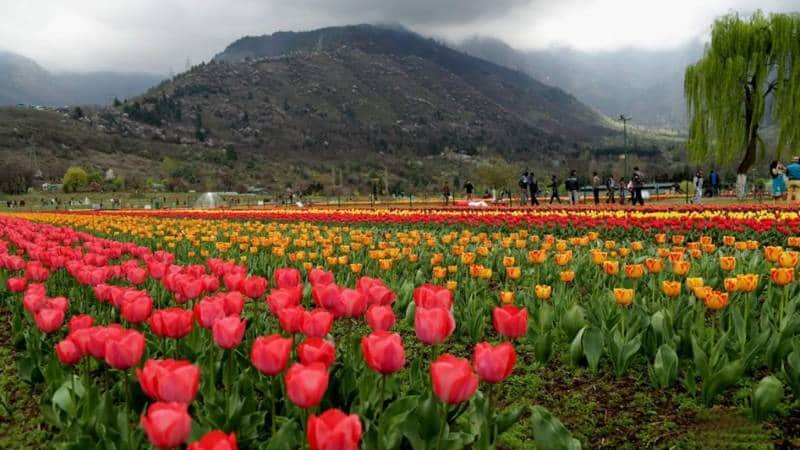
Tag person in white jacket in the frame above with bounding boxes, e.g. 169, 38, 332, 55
693, 171, 704, 204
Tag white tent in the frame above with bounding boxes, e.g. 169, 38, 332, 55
194, 192, 226, 209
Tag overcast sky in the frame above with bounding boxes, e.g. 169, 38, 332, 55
0, 0, 795, 73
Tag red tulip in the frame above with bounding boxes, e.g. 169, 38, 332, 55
47, 296, 69, 313
430, 354, 479, 404
6, 276, 27, 293
193, 297, 227, 329
473, 342, 516, 383
357, 276, 396, 306
87, 325, 125, 358
104, 329, 146, 369
55, 339, 83, 365
120, 295, 153, 324
68, 314, 94, 333
308, 268, 334, 286
34, 308, 65, 333
149, 308, 194, 339
212, 316, 246, 349
312, 283, 341, 309
177, 277, 205, 302
147, 261, 169, 280
274, 268, 302, 289
200, 274, 220, 293
333, 289, 366, 318
140, 402, 192, 450
126, 267, 148, 285
298, 338, 336, 368
361, 331, 405, 374
223, 272, 245, 292
221, 291, 245, 315
188, 431, 237, 450
24, 262, 50, 282
307, 409, 362, 450
285, 362, 329, 408
251, 334, 293, 376
243, 276, 268, 299
301, 308, 334, 338
277, 306, 305, 334
137, 359, 200, 403
414, 306, 455, 345
365, 305, 395, 331
413, 284, 453, 310
267, 289, 301, 315
492, 305, 528, 339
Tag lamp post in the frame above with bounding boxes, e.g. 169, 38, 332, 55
619, 115, 631, 179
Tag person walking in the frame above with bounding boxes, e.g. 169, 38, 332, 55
529, 172, 540, 205
606, 175, 616, 203
693, 170, 704, 204
464, 180, 474, 201
565, 170, 580, 205
770, 160, 787, 201
518, 171, 530, 206
631, 167, 645, 205
592, 172, 601, 205
618, 177, 626, 205
786, 157, 800, 202
548, 175, 561, 204
709, 170, 720, 197
442, 182, 451, 206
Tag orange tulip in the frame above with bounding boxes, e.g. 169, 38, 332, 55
788, 236, 800, 247
702, 244, 716, 254
350, 263, 363, 273
432, 266, 447, 279
461, 252, 476, 265
587, 231, 599, 241
746, 240, 759, 251
631, 241, 644, 252
723, 277, 738, 293
693, 286, 712, 300
719, 256, 736, 272
554, 251, 572, 266
672, 260, 690, 276
379, 259, 393, 271
778, 251, 799, 268
672, 235, 685, 245
661, 280, 681, 298
735, 241, 748, 251
704, 291, 729, 310
591, 250, 607, 265
736, 274, 758, 293
624, 264, 644, 279
502, 256, 516, 267
527, 250, 547, 264
764, 246, 784, 263
560, 271, 575, 282
645, 258, 664, 274
534, 284, 552, 300
654, 234, 667, 244
722, 235, 736, 246
668, 251, 684, 263
506, 266, 521, 280
603, 260, 620, 275
657, 247, 671, 258
604, 240, 616, 250
686, 277, 704, 289
431, 253, 444, 266
446, 280, 458, 291
700, 236, 713, 246
479, 267, 493, 280
613, 288, 634, 306
771, 268, 794, 286
618, 248, 631, 257
499, 291, 515, 304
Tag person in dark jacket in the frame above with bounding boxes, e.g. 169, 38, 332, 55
565, 170, 580, 205
592, 172, 601, 205
631, 167, 645, 205
548, 175, 561, 204
528, 172, 540, 205
464, 181, 474, 201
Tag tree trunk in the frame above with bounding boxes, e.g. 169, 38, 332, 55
736, 79, 759, 199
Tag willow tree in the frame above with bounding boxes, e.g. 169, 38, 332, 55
684, 11, 800, 197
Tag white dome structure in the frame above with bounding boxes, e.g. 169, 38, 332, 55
194, 192, 226, 209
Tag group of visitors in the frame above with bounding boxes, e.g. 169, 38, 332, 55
514, 167, 646, 206
770, 156, 800, 201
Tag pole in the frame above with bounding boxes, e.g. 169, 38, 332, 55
619, 115, 631, 179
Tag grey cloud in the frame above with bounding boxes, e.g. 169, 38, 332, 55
298, 0, 533, 25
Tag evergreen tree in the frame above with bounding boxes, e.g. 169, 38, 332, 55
684, 12, 800, 197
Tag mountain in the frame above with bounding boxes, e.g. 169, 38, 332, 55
1, 25, 685, 195
458, 37, 704, 130
0, 51, 163, 106
211, 25, 610, 142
